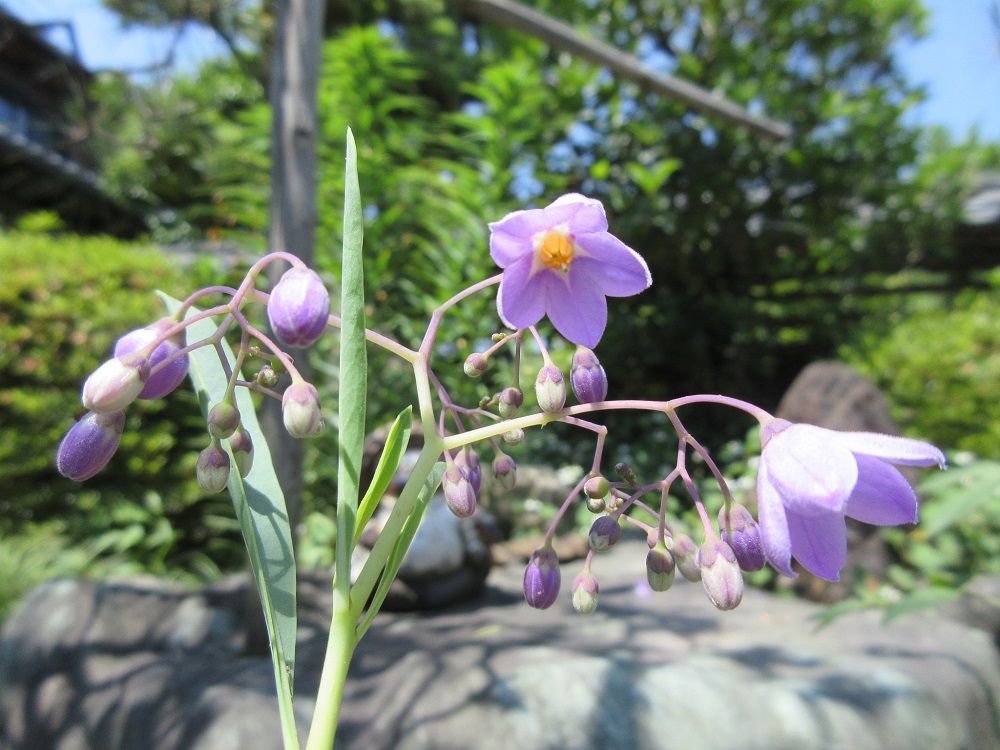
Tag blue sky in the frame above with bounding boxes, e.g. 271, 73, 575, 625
11, 0, 1000, 140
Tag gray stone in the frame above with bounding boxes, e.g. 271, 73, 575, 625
776, 360, 899, 434
2, 542, 998, 750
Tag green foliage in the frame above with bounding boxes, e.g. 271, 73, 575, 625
0, 228, 245, 597
843, 269, 1000, 458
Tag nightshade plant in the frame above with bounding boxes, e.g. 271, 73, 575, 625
56, 131, 945, 748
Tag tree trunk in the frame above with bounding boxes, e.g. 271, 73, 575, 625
261, 0, 325, 543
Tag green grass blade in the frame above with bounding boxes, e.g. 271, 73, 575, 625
158, 293, 298, 736
337, 127, 368, 591
354, 462, 445, 643
353, 406, 412, 544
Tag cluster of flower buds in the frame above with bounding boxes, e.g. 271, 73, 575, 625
57, 258, 332, 495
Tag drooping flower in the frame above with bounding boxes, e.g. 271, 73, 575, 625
489, 194, 651, 348
756, 419, 945, 581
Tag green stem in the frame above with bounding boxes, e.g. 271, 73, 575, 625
304, 590, 355, 750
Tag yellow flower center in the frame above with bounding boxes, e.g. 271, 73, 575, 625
538, 231, 574, 272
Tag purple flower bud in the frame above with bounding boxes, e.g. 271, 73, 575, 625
113, 319, 189, 400
498, 386, 523, 418
588, 515, 622, 552
584, 475, 610, 499
674, 533, 701, 582
454, 448, 482, 495
267, 266, 330, 348
81, 353, 149, 413
443, 464, 477, 518
463, 352, 488, 378
571, 569, 599, 614
282, 381, 324, 438
523, 546, 561, 609
208, 401, 241, 439
502, 428, 524, 445
197, 443, 231, 494
229, 428, 254, 477
699, 538, 744, 611
534, 364, 566, 413
56, 411, 125, 481
492, 453, 517, 491
646, 541, 676, 592
570, 346, 608, 403
718, 504, 766, 572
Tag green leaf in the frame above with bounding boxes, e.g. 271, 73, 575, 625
336, 128, 368, 586
355, 461, 445, 642
882, 587, 962, 622
919, 461, 1000, 536
157, 293, 297, 712
354, 406, 412, 544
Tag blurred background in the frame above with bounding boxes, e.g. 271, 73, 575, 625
1, 0, 998, 620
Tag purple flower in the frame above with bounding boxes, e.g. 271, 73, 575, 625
56, 411, 126, 481
570, 346, 608, 403
523, 546, 561, 609
113, 319, 188, 400
489, 194, 651, 347
756, 419, 946, 581
267, 267, 330, 349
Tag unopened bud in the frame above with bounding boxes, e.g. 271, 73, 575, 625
197, 443, 231, 494
586, 495, 606, 514
454, 448, 482, 495
257, 364, 279, 389
208, 400, 241, 439
502, 428, 524, 445
523, 546, 560, 609
498, 387, 523, 418
674, 533, 701, 581
699, 538, 744, 610
646, 540, 676, 592
570, 346, 608, 403
584, 475, 610, 499
267, 266, 330, 348
614, 462, 637, 485
588, 515, 622, 552
229, 428, 254, 477
282, 381, 324, 438
492, 453, 517, 490
719, 504, 766, 571
81, 354, 149, 413
56, 411, 125, 481
113, 319, 188, 400
464, 352, 488, 378
571, 570, 599, 614
535, 364, 566, 413
443, 464, 477, 518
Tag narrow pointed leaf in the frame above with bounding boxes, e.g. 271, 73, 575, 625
158, 293, 297, 712
354, 406, 412, 544
337, 127, 368, 587
355, 462, 445, 642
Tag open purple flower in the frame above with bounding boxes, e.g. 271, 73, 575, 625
489, 193, 651, 348
756, 419, 945, 581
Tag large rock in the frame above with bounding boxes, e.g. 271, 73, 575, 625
2, 543, 998, 749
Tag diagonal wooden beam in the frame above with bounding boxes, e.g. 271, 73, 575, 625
458, 0, 792, 142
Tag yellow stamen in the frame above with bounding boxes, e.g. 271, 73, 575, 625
538, 231, 574, 272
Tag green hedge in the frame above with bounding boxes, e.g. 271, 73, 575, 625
842, 269, 1000, 459
0, 226, 243, 589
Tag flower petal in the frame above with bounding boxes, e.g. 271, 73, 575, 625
573, 233, 651, 296
497, 255, 546, 330
545, 193, 608, 234
545, 267, 608, 348
762, 424, 858, 516
786, 507, 847, 581
490, 228, 533, 268
488, 206, 548, 241
756, 460, 795, 577
844, 454, 918, 526
829, 430, 946, 469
